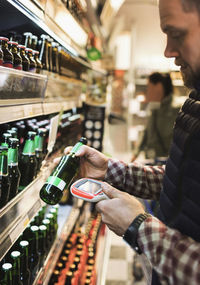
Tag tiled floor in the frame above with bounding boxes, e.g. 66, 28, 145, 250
103, 117, 147, 285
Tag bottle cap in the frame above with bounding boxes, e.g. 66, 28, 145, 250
27, 131, 36, 139
18, 44, 26, 49
8, 138, 19, 148
30, 225, 39, 232
2, 263, 12, 271
8, 41, 18, 45
19, 240, 29, 247
0, 37, 9, 41
11, 251, 21, 258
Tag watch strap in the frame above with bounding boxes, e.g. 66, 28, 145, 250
123, 213, 151, 254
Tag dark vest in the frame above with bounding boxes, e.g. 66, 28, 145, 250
152, 90, 200, 284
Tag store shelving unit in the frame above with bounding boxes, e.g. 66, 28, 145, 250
0, 0, 109, 284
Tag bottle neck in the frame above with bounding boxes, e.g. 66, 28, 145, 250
0, 151, 8, 176
35, 135, 43, 151
70, 141, 84, 154
20, 246, 29, 270
8, 148, 18, 166
22, 139, 35, 155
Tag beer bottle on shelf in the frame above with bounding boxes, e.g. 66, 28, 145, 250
0, 146, 11, 208
49, 207, 58, 231
47, 37, 53, 72
65, 271, 73, 285
29, 225, 40, 281
25, 48, 36, 73
1, 263, 13, 285
49, 269, 60, 285
39, 137, 87, 205
18, 131, 37, 192
8, 41, 22, 70
38, 225, 47, 267
8, 138, 21, 200
19, 240, 31, 285
0, 37, 13, 68
1, 133, 12, 147
52, 42, 59, 73
31, 35, 38, 51
42, 218, 51, 250
34, 128, 46, 172
10, 251, 23, 285
18, 45, 30, 71
46, 213, 56, 242
7, 129, 17, 139
33, 50, 42, 74
23, 32, 32, 48
38, 34, 49, 71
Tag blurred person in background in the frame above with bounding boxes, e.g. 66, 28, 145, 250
131, 72, 180, 162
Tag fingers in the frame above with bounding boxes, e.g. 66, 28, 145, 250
64, 146, 73, 155
101, 182, 121, 199
53, 156, 61, 164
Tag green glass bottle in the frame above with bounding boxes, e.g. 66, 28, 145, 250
0, 146, 11, 208
1, 133, 12, 147
42, 218, 51, 250
19, 240, 31, 285
8, 138, 21, 201
38, 225, 47, 267
35, 128, 46, 172
1, 263, 13, 285
39, 137, 87, 205
18, 131, 37, 192
10, 251, 23, 285
28, 225, 40, 282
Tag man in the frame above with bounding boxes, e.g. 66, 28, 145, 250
64, 0, 200, 284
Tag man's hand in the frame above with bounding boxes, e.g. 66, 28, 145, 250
96, 182, 145, 236
64, 145, 109, 180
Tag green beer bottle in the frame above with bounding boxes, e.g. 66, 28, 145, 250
38, 225, 47, 267
42, 218, 51, 250
10, 251, 23, 285
19, 240, 31, 285
18, 131, 37, 192
0, 146, 11, 208
1, 133, 12, 147
8, 138, 21, 201
1, 263, 13, 285
39, 137, 87, 205
29, 225, 40, 282
35, 128, 46, 172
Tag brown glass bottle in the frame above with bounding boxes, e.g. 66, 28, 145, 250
18, 45, 30, 71
25, 48, 36, 73
31, 35, 38, 50
32, 50, 42, 73
23, 32, 32, 48
49, 269, 60, 284
52, 42, 59, 73
8, 41, 22, 70
38, 34, 49, 70
0, 37, 13, 68
47, 37, 53, 72
65, 271, 73, 285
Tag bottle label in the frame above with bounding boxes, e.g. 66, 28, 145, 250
14, 64, 22, 70
45, 176, 66, 191
0, 59, 3, 66
3, 62, 13, 68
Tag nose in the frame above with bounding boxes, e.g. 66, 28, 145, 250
164, 36, 179, 58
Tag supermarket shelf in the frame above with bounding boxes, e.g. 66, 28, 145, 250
33, 204, 82, 285
0, 162, 55, 261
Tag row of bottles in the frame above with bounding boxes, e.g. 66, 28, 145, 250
49, 212, 102, 285
0, 31, 86, 78
0, 110, 83, 209
0, 204, 58, 285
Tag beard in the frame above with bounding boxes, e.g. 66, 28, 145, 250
181, 65, 200, 90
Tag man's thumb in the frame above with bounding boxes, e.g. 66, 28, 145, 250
101, 182, 121, 199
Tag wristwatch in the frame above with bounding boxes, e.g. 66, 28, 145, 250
123, 213, 151, 254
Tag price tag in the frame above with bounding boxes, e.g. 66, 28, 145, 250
47, 114, 59, 154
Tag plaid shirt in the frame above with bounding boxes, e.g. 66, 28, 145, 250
105, 159, 200, 285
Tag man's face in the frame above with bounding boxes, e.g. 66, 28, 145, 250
159, 0, 200, 89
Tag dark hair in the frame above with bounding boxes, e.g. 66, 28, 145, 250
181, 0, 200, 13
148, 72, 173, 97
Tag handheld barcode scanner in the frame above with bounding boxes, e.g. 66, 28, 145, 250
70, 178, 109, 202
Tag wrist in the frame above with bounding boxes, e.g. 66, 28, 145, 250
123, 212, 151, 254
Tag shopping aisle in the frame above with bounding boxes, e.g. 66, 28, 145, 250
102, 118, 147, 285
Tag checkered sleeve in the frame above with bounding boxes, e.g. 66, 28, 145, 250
137, 216, 200, 285
105, 158, 164, 200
